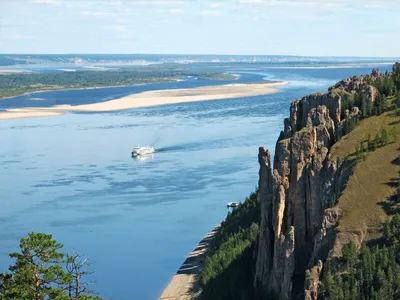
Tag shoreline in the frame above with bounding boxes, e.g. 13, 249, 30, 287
0, 81, 288, 120
0, 83, 150, 100
0, 74, 236, 100
159, 225, 220, 300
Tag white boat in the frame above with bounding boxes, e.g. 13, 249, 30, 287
132, 146, 155, 157
227, 202, 239, 208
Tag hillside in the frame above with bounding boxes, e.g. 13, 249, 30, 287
330, 109, 400, 256
198, 63, 400, 300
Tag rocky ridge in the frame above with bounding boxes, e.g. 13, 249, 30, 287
253, 69, 385, 299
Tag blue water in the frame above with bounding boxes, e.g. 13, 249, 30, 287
0, 62, 393, 299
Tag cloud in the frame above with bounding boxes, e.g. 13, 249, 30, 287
269, 1, 315, 7
209, 3, 223, 7
131, 1, 185, 4
169, 8, 184, 13
79, 11, 114, 16
0, 35, 34, 40
197, 10, 222, 15
108, 25, 127, 31
102, 1, 123, 5
238, 0, 265, 3
32, 0, 61, 5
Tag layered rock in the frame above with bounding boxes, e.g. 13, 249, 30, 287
254, 68, 385, 299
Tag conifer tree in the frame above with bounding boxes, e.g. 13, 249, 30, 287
0, 233, 102, 300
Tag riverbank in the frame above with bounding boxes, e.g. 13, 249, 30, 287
0, 82, 288, 120
159, 225, 220, 300
0, 70, 236, 99
0, 83, 148, 100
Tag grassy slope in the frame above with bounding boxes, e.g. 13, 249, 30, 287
329, 108, 400, 256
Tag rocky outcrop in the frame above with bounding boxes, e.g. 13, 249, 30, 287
254, 107, 340, 299
304, 260, 323, 300
254, 68, 386, 299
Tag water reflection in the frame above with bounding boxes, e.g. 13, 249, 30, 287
132, 153, 155, 161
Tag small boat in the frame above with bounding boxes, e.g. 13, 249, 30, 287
227, 202, 239, 208
132, 146, 155, 157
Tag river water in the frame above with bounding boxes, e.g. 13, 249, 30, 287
0, 62, 393, 299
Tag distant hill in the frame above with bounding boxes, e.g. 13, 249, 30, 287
0, 54, 399, 66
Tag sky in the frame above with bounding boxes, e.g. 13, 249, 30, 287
0, 0, 399, 56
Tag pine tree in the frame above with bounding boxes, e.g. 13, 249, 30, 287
360, 142, 367, 160
356, 144, 362, 161
361, 98, 368, 117
396, 91, 400, 107
0, 233, 102, 300
2, 233, 67, 300
381, 128, 389, 146
374, 133, 380, 150
390, 127, 397, 143
342, 241, 358, 270
367, 133, 372, 151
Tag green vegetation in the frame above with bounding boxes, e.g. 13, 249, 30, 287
0, 233, 101, 300
338, 64, 400, 140
320, 214, 400, 300
0, 68, 234, 98
320, 100, 400, 299
355, 127, 397, 161
199, 191, 260, 300
198, 66, 400, 299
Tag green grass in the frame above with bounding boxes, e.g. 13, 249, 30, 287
329, 108, 400, 256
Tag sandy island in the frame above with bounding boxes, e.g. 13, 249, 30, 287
0, 82, 287, 120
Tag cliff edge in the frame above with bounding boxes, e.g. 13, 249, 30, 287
254, 66, 395, 299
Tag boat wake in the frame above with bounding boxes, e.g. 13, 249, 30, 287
156, 141, 203, 153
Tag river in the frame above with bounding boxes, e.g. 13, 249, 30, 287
0, 61, 393, 299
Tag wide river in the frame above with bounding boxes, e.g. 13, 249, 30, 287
0, 62, 393, 299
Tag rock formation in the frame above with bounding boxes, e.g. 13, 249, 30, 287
254, 68, 386, 299
304, 260, 323, 300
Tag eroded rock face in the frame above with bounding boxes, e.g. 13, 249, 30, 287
254, 67, 386, 299
288, 92, 341, 135
254, 147, 274, 292
254, 113, 338, 299
304, 260, 323, 300
362, 85, 378, 103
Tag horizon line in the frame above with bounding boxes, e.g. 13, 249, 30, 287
1, 53, 400, 59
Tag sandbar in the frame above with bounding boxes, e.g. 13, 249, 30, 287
0, 82, 287, 120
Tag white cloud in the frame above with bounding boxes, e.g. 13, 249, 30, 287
197, 10, 222, 15
103, 1, 123, 5
169, 8, 184, 13
0, 35, 34, 40
108, 25, 127, 31
32, 0, 61, 5
131, 1, 185, 4
209, 3, 223, 7
79, 11, 114, 16
268, 1, 314, 7
238, 0, 265, 3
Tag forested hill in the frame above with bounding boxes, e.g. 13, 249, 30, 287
198, 63, 400, 300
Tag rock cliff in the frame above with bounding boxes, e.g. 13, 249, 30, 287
254, 69, 385, 299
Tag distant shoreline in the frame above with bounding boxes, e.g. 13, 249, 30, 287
0, 72, 236, 100
0, 83, 149, 100
0, 81, 288, 120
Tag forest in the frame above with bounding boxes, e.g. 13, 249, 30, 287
0, 68, 234, 98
